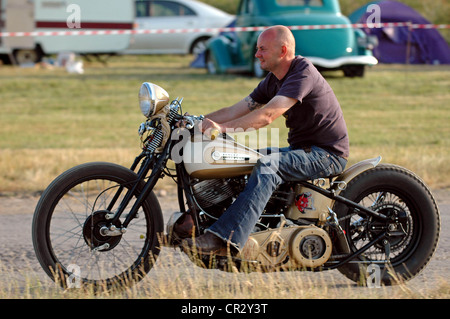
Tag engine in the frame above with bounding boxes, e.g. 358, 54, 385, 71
191, 178, 334, 269
241, 225, 333, 270
191, 177, 246, 217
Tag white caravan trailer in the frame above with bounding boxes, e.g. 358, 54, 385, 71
0, 0, 134, 64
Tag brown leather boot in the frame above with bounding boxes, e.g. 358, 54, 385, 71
182, 232, 228, 257
173, 213, 194, 239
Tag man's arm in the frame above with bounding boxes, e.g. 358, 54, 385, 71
206, 96, 264, 124
202, 95, 297, 133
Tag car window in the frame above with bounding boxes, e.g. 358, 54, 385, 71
239, 0, 255, 15
135, 0, 196, 17
136, 1, 151, 17
276, 0, 323, 7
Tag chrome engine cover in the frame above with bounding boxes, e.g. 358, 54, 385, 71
289, 226, 332, 268
240, 225, 332, 270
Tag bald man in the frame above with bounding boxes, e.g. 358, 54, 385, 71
182, 25, 349, 257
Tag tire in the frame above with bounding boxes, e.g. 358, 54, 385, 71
333, 164, 440, 285
190, 36, 210, 55
252, 56, 266, 78
13, 48, 42, 64
205, 51, 218, 75
32, 162, 164, 291
252, 49, 267, 78
343, 65, 365, 78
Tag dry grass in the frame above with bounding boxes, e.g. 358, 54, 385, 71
1, 251, 449, 300
0, 58, 449, 194
0, 148, 136, 193
1, 144, 448, 195
0, 55, 448, 300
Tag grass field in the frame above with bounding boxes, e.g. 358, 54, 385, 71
0, 55, 448, 193
0, 0, 449, 301
0, 55, 449, 300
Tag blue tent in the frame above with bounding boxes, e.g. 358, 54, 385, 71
349, 1, 450, 64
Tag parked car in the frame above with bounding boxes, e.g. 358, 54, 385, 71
123, 0, 234, 55
205, 0, 378, 77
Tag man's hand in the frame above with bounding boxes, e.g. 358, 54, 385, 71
201, 118, 223, 139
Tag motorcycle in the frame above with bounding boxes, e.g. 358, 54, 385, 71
32, 82, 440, 290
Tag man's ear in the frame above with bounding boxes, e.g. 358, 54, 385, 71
280, 45, 288, 57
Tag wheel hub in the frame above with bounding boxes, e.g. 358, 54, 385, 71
83, 210, 122, 251
369, 203, 410, 248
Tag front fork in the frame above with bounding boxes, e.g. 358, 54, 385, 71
103, 143, 171, 234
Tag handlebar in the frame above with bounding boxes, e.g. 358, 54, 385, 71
210, 129, 220, 140
184, 114, 204, 130
180, 114, 220, 140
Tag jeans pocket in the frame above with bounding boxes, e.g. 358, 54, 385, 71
309, 162, 334, 179
308, 148, 337, 180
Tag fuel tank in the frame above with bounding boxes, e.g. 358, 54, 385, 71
183, 134, 263, 179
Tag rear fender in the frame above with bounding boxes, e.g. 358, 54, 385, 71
332, 156, 382, 194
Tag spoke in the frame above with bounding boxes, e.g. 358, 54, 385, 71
344, 190, 414, 263
48, 177, 151, 282
370, 191, 386, 207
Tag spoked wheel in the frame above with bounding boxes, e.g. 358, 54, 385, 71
334, 164, 440, 285
32, 162, 164, 291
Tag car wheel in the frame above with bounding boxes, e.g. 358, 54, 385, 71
205, 51, 218, 75
343, 65, 365, 78
252, 56, 267, 78
190, 36, 210, 55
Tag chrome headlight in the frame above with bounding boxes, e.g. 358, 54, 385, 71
138, 82, 170, 118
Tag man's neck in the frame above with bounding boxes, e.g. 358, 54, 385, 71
272, 57, 295, 80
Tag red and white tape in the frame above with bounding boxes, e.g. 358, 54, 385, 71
0, 22, 449, 38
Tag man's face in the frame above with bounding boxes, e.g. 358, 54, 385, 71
255, 32, 282, 72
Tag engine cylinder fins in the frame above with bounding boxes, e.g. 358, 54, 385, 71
289, 227, 332, 268
191, 178, 235, 208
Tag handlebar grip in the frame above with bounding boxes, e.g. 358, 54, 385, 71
210, 129, 220, 140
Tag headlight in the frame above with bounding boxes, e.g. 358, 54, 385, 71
138, 82, 169, 118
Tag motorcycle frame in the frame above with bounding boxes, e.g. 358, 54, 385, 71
296, 181, 392, 269
104, 134, 392, 268
106, 138, 173, 228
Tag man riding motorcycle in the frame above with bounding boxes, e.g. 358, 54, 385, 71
182, 25, 349, 257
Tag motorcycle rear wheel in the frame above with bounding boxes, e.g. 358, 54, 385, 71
32, 162, 164, 291
333, 164, 440, 285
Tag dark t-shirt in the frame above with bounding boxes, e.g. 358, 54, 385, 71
250, 56, 349, 158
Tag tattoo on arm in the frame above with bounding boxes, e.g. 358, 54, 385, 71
245, 96, 263, 111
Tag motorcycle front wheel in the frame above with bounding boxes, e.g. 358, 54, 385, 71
333, 164, 440, 285
32, 162, 164, 291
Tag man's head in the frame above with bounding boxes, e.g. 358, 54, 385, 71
255, 25, 296, 78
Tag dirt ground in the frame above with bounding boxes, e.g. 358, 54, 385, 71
0, 187, 449, 297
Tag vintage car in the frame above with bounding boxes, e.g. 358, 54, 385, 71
204, 0, 378, 77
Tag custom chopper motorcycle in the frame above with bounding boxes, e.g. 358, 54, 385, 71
32, 82, 440, 290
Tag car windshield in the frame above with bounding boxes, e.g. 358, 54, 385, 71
276, 0, 323, 7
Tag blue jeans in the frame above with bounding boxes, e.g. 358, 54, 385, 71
207, 146, 347, 251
